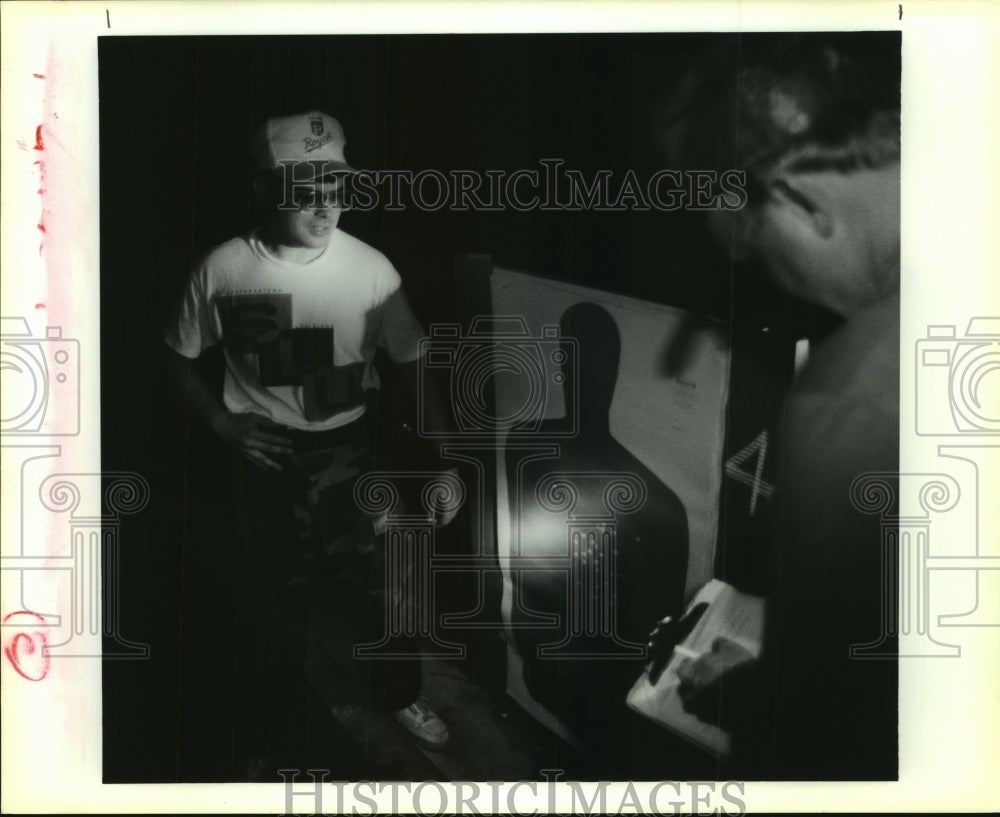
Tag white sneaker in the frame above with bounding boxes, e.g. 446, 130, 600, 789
392, 697, 450, 750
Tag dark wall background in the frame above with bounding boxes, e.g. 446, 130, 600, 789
99, 33, 765, 327
98, 33, 810, 781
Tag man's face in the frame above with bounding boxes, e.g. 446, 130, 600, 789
709, 167, 900, 317
741, 187, 853, 312
275, 180, 344, 251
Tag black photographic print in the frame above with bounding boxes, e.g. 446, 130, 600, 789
4, 3, 999, 816
99, 29, 899, 785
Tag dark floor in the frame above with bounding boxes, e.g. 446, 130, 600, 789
103, 628, 724, 783
314, 656, 562, 781
266, 653, 722, 783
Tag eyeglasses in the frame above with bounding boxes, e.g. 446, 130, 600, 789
287, 186, 347, 210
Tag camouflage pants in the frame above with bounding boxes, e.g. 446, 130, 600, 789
230, 419, 421, 741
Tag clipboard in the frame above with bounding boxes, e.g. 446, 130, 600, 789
626, 579, 765, 758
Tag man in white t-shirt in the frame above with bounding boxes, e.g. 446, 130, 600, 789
164, 111, 451, 773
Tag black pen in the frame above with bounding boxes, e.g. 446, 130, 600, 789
648, 601, 709, 685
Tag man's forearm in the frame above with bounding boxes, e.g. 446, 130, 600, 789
396, 358, 458, 448
395, 357, 464, 527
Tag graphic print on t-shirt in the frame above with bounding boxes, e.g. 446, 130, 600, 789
216, 292, 365, 421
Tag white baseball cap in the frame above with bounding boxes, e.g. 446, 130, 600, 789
251, 110, 354, 179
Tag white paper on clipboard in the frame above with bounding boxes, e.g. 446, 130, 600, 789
626, 579, 765, 758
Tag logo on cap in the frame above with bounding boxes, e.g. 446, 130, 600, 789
303, 115, 335, 153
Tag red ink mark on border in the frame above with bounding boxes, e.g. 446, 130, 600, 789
34, 72, 45, 79
34, 126, 46, 255
35, 303, 47, 310
3, 611, 50, 681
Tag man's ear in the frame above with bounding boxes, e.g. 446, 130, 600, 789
766, 175, 835, 239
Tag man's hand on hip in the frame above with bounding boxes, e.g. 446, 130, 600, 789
212, 412, 293, 471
